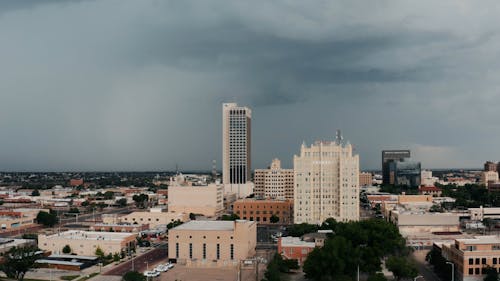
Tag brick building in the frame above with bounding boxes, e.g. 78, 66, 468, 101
232, 199, 293, 224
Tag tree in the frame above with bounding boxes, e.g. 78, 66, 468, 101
132, 194, 149, 208
62, 245, 72, 254
31, 190, 40, 196
385, 256, 418, 281
287, 223, 319, 237
68, 207, 80, 214
103, 191, 115, 200
270, 214, 280, 223
189, 213, 196, 220
484, 266, 498, 281
116, 198, 127, 207
81, 200, 90, 207
303, 236, 360, 281
221, 214, 240, 221
367, 273, 388, 281
167, 220, 183, 229
95, 247, 105, 258
123, 271, 146, 281
113, 253, 121, 262
0, 246, 42, 281
36, 211, 58, 227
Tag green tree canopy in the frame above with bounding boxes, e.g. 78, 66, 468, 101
221, 214, 240, 221
0, 246, 42, 281
116, 198, 127, 207
36, 211, 58, 227
31, 190, 40, 196
385, 256, 418, 281
270, 214, 280, 223
62, 245, 72, 254
132, 194, 149, 208
484, 266, 498, 281
123, 271, 146, 281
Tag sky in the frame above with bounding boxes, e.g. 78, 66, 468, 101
1, 0, 499, 171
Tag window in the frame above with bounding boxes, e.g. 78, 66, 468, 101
175, 243, 179, 258
469, 258, 474, 265
467, 246, 477, 251
476, 258, 480, 265
493, 245, 500, 250
475, 268, 480, 275
203, 243, 206, 259
230, 244, 234, 260
482, 258, 487, 264
494, 258, 498, 265
216, 244, 220, 260
189, 243, 193, 259
469, 268, 473, 275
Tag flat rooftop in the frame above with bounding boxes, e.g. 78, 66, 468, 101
172, 221, 237, 231
456, 235, 500, 245
280, 237, 315, 248
44, 230, 135, 241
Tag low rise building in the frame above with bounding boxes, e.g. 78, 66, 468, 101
418, 186, 442, 197
38, 230, 137, 256
0, 210, 39, 230
387, 209, 460, 236
441, 236, 500, 281
168, 220, 256, 267
469, 207, 500, 221
232, 199, 293, 224
277, 237, 315, 265
89, 223, 149, 233
168, 175, 224, 217
103, 209, 188, 229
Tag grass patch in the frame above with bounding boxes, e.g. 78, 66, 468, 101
61, 276, 80, 281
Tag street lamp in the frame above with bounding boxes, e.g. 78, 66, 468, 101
414, 275, 424, 281
446, 261, 454, 281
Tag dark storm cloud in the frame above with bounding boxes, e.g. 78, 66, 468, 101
0, 0, 499, 171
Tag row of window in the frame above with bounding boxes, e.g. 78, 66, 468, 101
469, 258, 500, 265
176, 243, 234, 260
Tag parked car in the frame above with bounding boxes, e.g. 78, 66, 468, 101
143, 271, 160, 277
165, 262, 174, 269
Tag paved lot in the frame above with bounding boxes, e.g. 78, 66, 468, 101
160, 266, 237, 281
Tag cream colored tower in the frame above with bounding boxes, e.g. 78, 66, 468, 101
293, 138, 359, 224
222, 103, 252, 197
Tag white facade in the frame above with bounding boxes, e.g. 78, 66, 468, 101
421, 170, 439, 187
222, 103, 251, 190
294, 139, 360, 224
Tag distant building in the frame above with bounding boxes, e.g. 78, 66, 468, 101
418, 186, 442, 197
294, 135, 359, 224
359, 172, 373, 187
69, 179, 84, 187
38, 230, 137, 256
222, 103, 252, 198
480, 171, 499, 186
103, 209, 188, 229
441, 236, 500, 281
469, 207, 500, 221
389, 160, 421, 187
168, 220, 256, 267
277, 237, 315, 265
89, 223, 149, 233
421, 170, 438, 187
387, 209, 460, 236
232, 199, 293, 224
484, 161, 498, 172
0, 210, 39, 230
254, 159, 294, 200
168, 175, 224, 217
382, 150, 410, 185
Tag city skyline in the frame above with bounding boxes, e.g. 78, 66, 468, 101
1, 1, 500, 171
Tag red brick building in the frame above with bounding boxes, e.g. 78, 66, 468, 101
232, 199, 293, 224
277, 237, 315, 265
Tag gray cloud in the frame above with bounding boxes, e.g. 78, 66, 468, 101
0, 0, 499, 171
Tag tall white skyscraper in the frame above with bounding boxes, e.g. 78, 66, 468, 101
293, 135, 359, 224
222, 103, 252, 191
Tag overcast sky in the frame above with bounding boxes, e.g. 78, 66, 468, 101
1, 0, 499, 171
